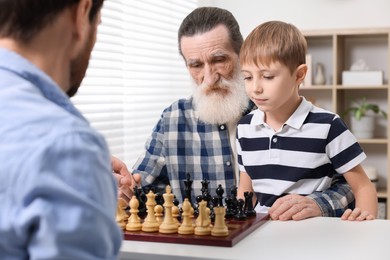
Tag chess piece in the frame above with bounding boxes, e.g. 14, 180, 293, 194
159, 185, 178, 234
216, 184, 224, 207
244, 191, 256, 217
224, 197, 235, 219
194, 194, 203, 218
201, 178, 211, 207
234, 198, 247, 221
134, 186, 147, 218
126, 196, 142, 231
154, 204, 164, 225
230, 185, 239, 216
211, 207, 229, 237
155, 192, 164, 206
172, 204, 180, 227
178, 198, 195, 235
194, 200, 211, 236
116, 198, 128, 230
184, 173, 195, 208
142, 190, 159, 232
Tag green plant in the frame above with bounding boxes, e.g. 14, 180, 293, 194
343, 97, 387, 120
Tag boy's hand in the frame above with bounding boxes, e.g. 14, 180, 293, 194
269, 194, 322, 221
341, 208, 375, 221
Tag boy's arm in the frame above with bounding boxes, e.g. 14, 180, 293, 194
237, 171, 257, 207
340, 164, 378, 220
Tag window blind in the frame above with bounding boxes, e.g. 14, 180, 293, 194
72, 0, 197, 167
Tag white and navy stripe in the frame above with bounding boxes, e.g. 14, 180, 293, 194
236, 97, 366, 211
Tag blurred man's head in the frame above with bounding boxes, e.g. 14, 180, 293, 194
0, 0, 104, 97
178, 7, 248, 124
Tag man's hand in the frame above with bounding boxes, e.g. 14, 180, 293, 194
111, 156, 141, 202
341, 208, 375, 221
268, 194, 322, 221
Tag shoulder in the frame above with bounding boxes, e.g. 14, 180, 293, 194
305, 105, 339, 124
238, 110, 255, 125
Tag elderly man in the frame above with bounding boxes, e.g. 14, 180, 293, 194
117, 7, 355, 221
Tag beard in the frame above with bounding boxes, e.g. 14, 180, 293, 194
67, 21, 97, 97
192, 65, 249, 125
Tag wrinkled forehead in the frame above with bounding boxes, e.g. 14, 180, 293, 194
180, 25, 236, 62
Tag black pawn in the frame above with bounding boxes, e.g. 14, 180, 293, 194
234, 198, 247, 221
244, 191, 256, 217
216, 184, 224, 207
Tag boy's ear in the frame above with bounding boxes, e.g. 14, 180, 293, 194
296, 64, 308, 84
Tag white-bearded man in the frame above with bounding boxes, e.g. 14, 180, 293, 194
116, 7, 356, 221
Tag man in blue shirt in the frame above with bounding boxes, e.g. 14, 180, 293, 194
121, 7, 356, 221
0, 0, 122, 259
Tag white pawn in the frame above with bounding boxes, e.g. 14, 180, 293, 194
116, 198, 128, 230
154, 204, 164, 225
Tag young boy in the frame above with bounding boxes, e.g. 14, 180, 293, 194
236, 21, 377, 221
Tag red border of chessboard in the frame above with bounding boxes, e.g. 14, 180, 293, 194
123, 213, 269, 247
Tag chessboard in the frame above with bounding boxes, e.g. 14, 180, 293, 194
117, 178, 270, 247
123, 212, 269, 247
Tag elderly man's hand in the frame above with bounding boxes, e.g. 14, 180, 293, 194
111, 156, 141, 203
268, 194, 322, 221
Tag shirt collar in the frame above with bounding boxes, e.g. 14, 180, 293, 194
250, 97, 312, 130
0, 48, 85, 120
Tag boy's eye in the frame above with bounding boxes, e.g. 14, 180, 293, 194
243, 76, 252, 81
263, 75, 274, 80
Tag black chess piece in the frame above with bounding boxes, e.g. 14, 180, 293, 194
201, 179, 211, 208
184, 173, 195, 209
155, 192, 164, 206
224, 197, 235, 219
216, 184, 224, 207
234, 198, 247, 221
244, 191, 256, 217
194, 194, 203, 218
229, 185, 238, 215
201, 178, 210, 194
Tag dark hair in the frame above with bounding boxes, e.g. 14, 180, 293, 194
0, 0, 104, 42
178, 7, 243, 56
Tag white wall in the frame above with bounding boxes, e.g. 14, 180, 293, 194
201, 0, 390, 37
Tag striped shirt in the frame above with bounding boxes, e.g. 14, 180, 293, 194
237, 97, 366, 213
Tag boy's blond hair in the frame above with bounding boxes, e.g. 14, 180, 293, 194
240, 21, 307, 74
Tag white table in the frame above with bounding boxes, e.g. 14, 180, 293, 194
119, 217, 390, 260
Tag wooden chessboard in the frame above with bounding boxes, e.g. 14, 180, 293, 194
123, 213, 269, 247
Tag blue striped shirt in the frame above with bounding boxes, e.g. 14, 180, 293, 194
0, 48, 122, 259
237, 97, 365, 213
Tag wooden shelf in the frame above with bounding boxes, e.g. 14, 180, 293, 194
303, 28, 390, 219
377, 188, 388, 199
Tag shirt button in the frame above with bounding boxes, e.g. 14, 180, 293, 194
273, 137, 278, 143
219, 125, 225, 130
226, 161, 231, 166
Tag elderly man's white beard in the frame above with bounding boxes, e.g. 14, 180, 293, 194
192, 71, 249, 125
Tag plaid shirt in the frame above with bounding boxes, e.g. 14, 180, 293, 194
132, 97, 354, 217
